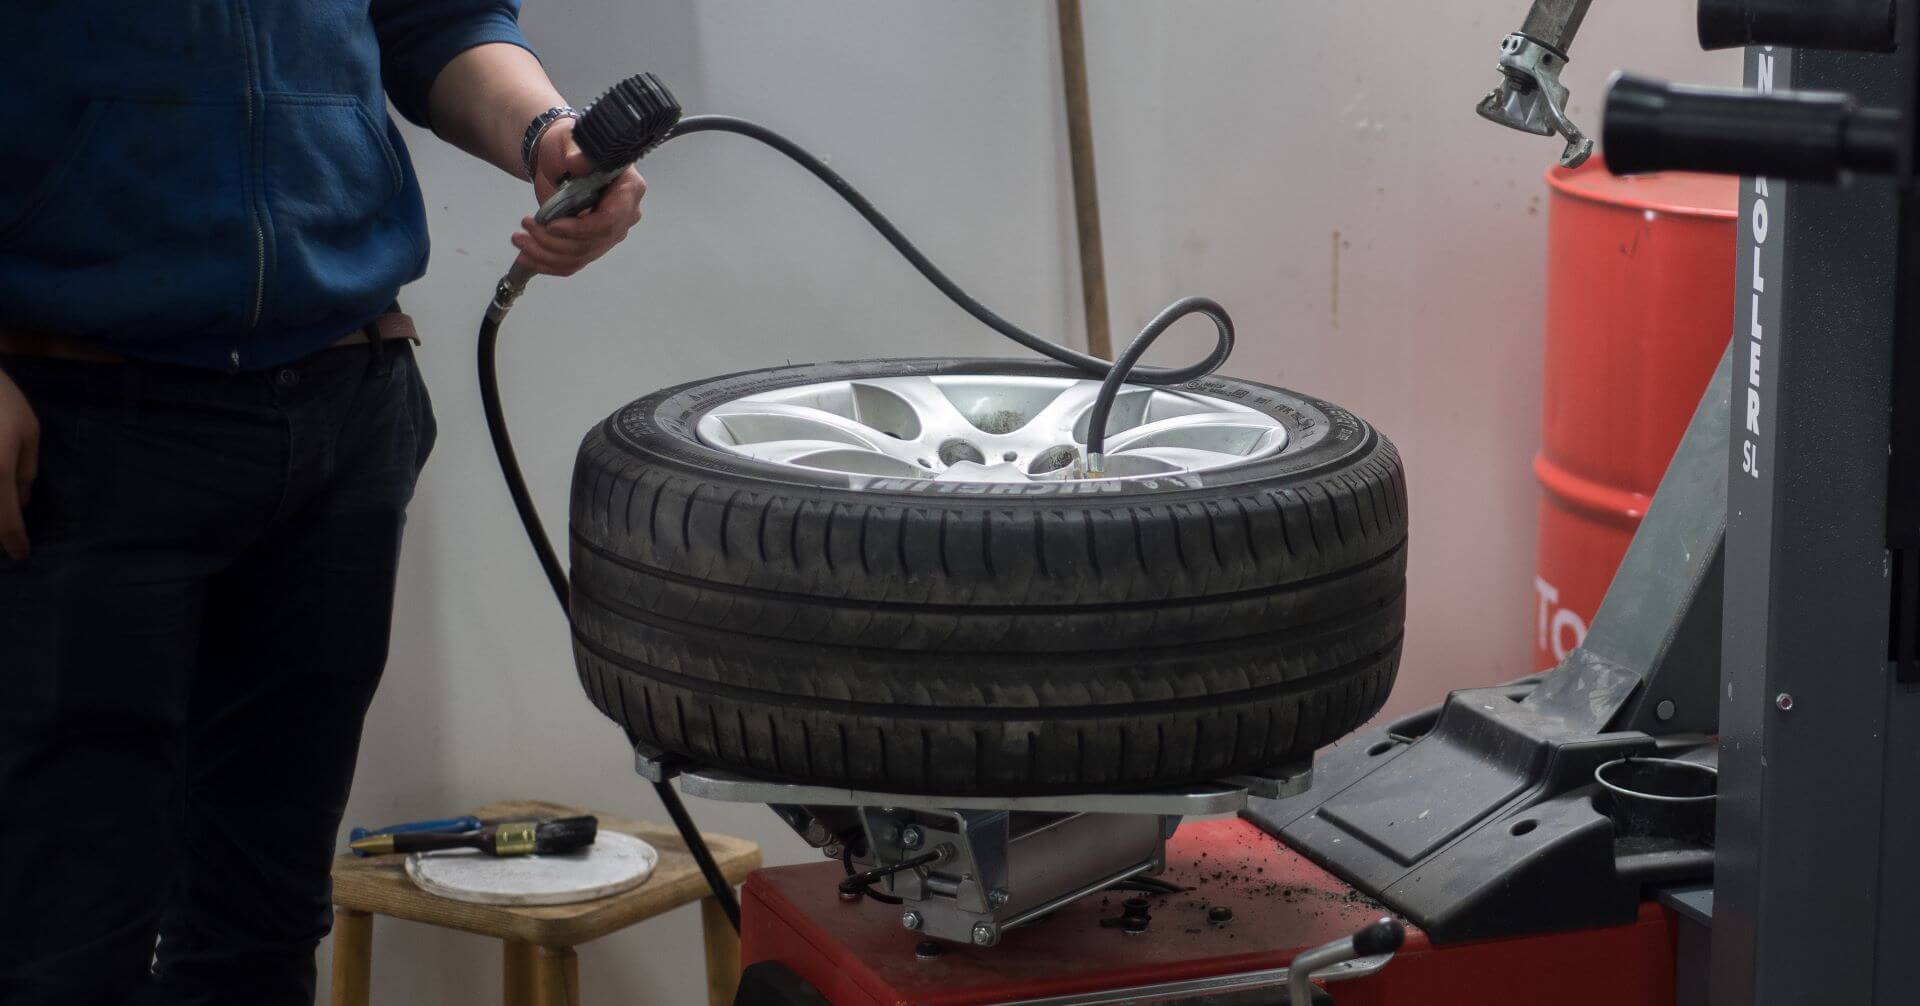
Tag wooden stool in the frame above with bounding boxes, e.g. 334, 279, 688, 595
329, 799, 761, 1006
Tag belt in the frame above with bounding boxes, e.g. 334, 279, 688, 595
0, 313, 421, 365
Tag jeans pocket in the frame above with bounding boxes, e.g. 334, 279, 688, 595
10, 374, 118, 551
401, 349, 438, 476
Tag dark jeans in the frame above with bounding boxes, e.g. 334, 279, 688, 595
0, 340, 435, 1005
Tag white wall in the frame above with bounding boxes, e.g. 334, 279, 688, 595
329, 3, 1735, 1002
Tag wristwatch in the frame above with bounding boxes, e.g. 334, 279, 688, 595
520, 105, 582, 178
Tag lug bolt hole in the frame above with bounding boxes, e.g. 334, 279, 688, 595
938, 439, 987, 466
1027, 445, 1081, 475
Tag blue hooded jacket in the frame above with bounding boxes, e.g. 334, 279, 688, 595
0, 1, 533, 370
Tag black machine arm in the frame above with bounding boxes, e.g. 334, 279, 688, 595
1600, 0, 1914, 185
1697, 0, 1898, 52
1603, 74, 1901, 181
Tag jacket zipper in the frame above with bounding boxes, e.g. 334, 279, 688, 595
244, 82, 265, 330
233, 0, 266, 369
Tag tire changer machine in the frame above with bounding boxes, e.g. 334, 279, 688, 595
695, 1, 1920, 1002
493, 1, 1920, 1001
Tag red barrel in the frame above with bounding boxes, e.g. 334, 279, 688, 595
1534, 162, 1736, 670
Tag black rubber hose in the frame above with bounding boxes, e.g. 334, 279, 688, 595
478, 313, 743, 932
478, 314, 570, 607
667, 115, 1235, 461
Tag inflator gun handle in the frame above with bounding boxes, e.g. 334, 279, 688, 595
489, 73, 683, 319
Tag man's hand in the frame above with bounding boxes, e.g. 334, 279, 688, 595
0, 367, 39, 561
511, 117, 647, 278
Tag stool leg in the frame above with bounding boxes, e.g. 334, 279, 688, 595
503, 940, 536, 1006
330, 909, 373, 1006
532, 946, 579, 1006
701, 896, 742, 1006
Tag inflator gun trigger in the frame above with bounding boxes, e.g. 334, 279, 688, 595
489, 72, 685, 319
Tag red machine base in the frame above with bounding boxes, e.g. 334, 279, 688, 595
741, 819, 1678, 1005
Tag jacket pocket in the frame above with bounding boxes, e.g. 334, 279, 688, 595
0, 101, 106, 246
0, 96, 255, 334
261, 92, 420, 329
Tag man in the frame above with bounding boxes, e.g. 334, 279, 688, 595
0, 4, 644, 1002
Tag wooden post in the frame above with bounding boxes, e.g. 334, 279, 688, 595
1057, 0, 1113, 360
503, 939, 536, 1006
329, 909, 373, 1006
701, 896, 743, 1006
531, 946, 579, 1006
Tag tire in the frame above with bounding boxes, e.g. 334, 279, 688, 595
569, 358, 1407, 795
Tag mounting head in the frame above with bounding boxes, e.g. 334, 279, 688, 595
1477, 33, 1594, 168
576, 73, 683, 171
1477, 0, 1597, 167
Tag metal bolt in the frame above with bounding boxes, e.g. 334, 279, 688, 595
1656, 699, 1676, 722
900, 825, 924, 849
971, 922, 999, 947
987, 887, 1010, 908
1208, 906, 1234, 924
822, 842, 845, 860
901, 911, 923, 931
1776, 692, 1795, 712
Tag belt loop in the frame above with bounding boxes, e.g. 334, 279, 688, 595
368, 300, 401, 376
365, 317, 386, 374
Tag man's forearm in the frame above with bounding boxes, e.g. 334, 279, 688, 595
427, 43, 566, 180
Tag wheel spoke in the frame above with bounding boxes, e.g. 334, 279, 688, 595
1102, 412, 1280, 456
730, 438, 874, 464
1025, 381, 1106, 437
1110, 445, 1248, 472
731, 440, 926, 477
854, 377, 976, 440
706, 402, 926, 464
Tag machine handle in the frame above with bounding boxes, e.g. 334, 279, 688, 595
1286, 917, 1406, 1005
1697, 0, 1898, 52
1350, 917, 1407, 957
1602, 73, 1900, 181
